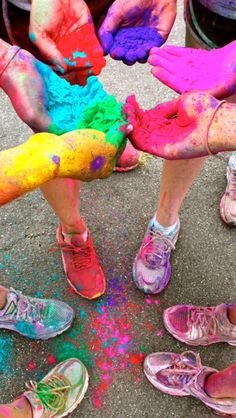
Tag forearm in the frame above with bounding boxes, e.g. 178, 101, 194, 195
209, 102, 236, 153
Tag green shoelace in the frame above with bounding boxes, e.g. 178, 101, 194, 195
26, 375, 70, 411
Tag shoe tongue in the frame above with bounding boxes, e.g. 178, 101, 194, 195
23, 393, 44, 418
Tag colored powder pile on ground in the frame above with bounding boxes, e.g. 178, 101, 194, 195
0, 251, 166, 410
57, 24, 106, 84
35, 61, 126, 140
111, 27, 164, 63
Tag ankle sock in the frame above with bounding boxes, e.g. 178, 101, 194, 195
151, 215, 180, 240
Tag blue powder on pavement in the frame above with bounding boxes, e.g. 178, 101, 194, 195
0, 335, 14, 373
35, 61, 125, 136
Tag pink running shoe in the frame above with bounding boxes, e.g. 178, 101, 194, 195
163, 304, 236, 346
220, 153, 236, 225
114, 143, 141, 172
144, 351, 236, 416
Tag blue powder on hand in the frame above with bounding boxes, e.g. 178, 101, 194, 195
35, 61, 124, 136
111, 26, 164, 64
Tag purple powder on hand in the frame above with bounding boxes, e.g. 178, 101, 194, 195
111, 26, 164, 64
90, 156, 105, 171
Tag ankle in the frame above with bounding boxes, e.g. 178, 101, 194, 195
0, 286, 7, 309
155, 212, 179, 228
0, 398, 32, 418
227, 305, 236, 325
61, 220, 87, 235
204, 372, 222, 398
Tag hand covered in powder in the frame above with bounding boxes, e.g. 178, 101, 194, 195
149, 41, 236, 99
99, 0, 177, 64
124, 92, 223, 159
30, 0, 104, 77
0, 48, 52, 132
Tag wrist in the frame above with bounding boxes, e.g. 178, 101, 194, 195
208, 102, 236, 154
0, 41, 20, 79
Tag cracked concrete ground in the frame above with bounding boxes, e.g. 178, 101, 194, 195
0, 3, 235, 417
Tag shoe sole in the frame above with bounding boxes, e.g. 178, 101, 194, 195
113, 162, 140, 172
57, 366, 89, 418
0, 315, 74, 340
67, 277, 105, 300
163, 311, 236, 347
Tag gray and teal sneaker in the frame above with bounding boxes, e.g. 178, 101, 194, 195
0, 288, 74, 339
23, 358, 89, 417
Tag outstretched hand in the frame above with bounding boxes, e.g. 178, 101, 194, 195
30, 0, 104, 77
99, 0, 176, 64
149, 41, 236, 99
0, 48, 52, 132
124, 92, 222, 159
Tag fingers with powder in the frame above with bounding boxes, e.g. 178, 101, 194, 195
0, 41, 52, 132
148, 41, 236, 99
125, 92, 236, 159
99, 0, 176, 64
30, 0, 105, 79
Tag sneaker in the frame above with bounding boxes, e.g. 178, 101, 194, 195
57, 226, 106, 300
132, 220, 180, 294
163, 304, 236, 346
0, 288, 74, 339
220, 153, 236, 225
144, 351, 236, 416
114, 143, 141, 172
23, 358, 89, 417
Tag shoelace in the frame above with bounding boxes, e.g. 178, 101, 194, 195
57, 241, 95, 271
188, 307, 221, 339
26, 375, 70, 412
143, 230, 175, 265
227, 170, 236, 200
160, 351, 202, 387
9, 288, 42, 323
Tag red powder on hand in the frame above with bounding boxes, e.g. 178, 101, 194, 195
57, 23, 106, 84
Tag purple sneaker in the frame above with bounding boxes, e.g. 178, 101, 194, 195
144, 351, 236, 416
132, 220, 180, 294
163, 304, 236, 346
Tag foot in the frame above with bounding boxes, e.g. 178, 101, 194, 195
163, 304, 236, 346
132, 219, 180, 294
0, 288, 74, 339
144, 351, 236, 416
220, 153, 236, 225
57, 226, 106, 300
23, 358, 88, 417
114, 143, 141, 172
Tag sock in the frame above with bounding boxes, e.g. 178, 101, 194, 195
150, 215, 179, 240
62, 229, 88, 245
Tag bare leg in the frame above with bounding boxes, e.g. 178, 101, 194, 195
0, 286, 7, 309
205, 364, 236, 398
156, 158, 206, 226
0, 398, 32, 418
40, 178, 86, 234
228, 305, 236, 325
